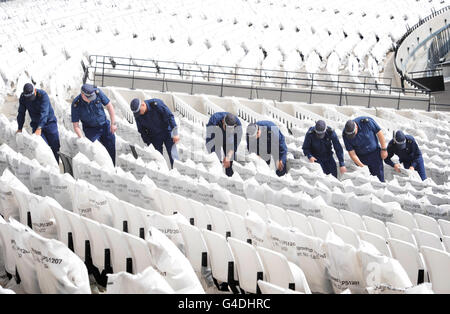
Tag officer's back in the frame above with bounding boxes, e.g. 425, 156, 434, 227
135, 99, 172, 136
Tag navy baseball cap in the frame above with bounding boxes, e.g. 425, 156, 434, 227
22, 83, 36, 101
314, 120, 327, 139
130, 98, 141, 114
394, 130, 406, 150
344, 120, 357, 139
224, 113, 237, 127
81, 84, 97, 101
247, 123, 258, 137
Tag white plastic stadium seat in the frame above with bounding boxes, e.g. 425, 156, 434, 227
388, 238, 427, 286
362, 216, 389, 240
65, 211, 90, 261
258, 280, 303, 294
81, 216, 109, 271
286, 211, 314, 236
414, 214, 443, 239
392, 208, 418, 231
190, 200, 213, 230
443, 236, 450, 253
173, 193, 195, 221
50, 205, 75, 250
229, 194, 250, 216
247, 199, 269, 221
308, 217, 333, 241
102, 224, 132, 273
438, 219, 450, 237
205, 205, 232, 238
421, 246, 450, 294
124, 233, 153, 274
202, 229, 239, 294
321, 206, 344, 225
178, 223, 209, 274
358, 230, 392, 257
386, 222, 417, 247
340, 210, 366, 232
225, 211, 250, 243
332, 223, 361, 248
256, 246, 311, 294
228, 237, 265, 294
266, 204, 291, 227
413, 229, 445, 251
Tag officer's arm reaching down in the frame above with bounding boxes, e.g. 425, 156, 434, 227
348, 150, 365, 167
105, 103, 117, 134
377, 130, 388, 160
73, 122, 83, 138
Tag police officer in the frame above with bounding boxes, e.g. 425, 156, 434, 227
385, 130, 427, 181
71, 84, 117, 165
343, 116, 388, 182
206, 112, 242, 177
246, 121, 288, 177
17, 83, 61, 163
130, 98, 179, 167
302, 120, 347, 178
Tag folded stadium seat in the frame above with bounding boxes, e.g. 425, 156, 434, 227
101, 224, 133, 274
266, 204, 291, 227
257, 280, 303, 294
256, 246, 311, 294
80, 216, 112, 287
0, 216, 16, 277
331, 223, 361, 249
413, 229, 445, 252
442, 236, 450, 253
227, 193, 250, 217
225, 211, 249, 242
420, 247, 450, 294
50, 205, 75, 251
64, 210, 90, 262
228, 237, 265, 294
106, 197, 130, 233
340, 210, 366, 232
386, 222, 418, 247
362, 216, 389, 240
388, 238, 427, 286
190, 200, 213, 231
414, 214, 443, 239
358, 230, 392, 258
321, 205, 345, 225
178, 223, 209, 279
155, 188, 177, 216
124, 233, 153, 275
438, 219, 450, 236
13, 188, 41, 228
308, 217, 333, 241
173, 193, 195, 222
201, 229, 239, 294
246, 199, 269, 222
286, 210, 314, 236
205, 205, 232, 238
122, 203, 148, 239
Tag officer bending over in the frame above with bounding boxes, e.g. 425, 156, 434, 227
246, 120, 288, 177
343, 116, 388, 182
130, 98, 179, 167
385, 130, 427, 181
17, 83, 61, 163
71, 84, 117, 165
302, 120, 346, 178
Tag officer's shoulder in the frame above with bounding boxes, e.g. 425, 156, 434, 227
72, 95, 81, 107
405, 135, 415, 144
326, 126, 334, 134
307, 127, 315, 134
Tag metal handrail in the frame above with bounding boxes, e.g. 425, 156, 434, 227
394, 5, 450, 88
88, 54, 418, 96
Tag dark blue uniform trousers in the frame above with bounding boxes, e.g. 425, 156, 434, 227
83, 121, 116, 165
317, 157, 338, 178
33, 120, 60, 163
404, 157, 427, 181
149, 132, 176, 168
358, 148, 385, 182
